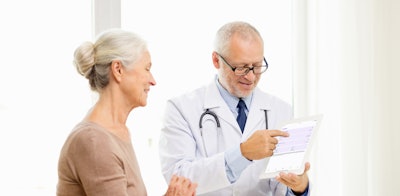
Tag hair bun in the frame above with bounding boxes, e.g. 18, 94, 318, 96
73, 41, 95, 78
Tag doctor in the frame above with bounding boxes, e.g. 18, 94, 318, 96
159, 21, 310, 195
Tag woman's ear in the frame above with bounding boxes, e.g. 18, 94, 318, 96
111, 60, 123, 82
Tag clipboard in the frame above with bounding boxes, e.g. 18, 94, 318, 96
260, 114, 323, 179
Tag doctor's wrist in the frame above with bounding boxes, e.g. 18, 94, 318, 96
290, 182, 309, 196
239, 143, 253, 161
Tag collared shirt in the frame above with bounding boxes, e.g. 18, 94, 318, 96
215, 77, 253, 182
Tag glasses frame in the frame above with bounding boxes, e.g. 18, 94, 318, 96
217, 53, 268, 76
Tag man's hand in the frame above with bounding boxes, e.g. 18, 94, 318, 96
276, 162, 310, 194
240, 129, 289, 160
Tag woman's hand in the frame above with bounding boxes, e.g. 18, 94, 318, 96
165, 175, 197, 196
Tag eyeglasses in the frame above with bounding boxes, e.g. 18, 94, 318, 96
217, 53, 268, 76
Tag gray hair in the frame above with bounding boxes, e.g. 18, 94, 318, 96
213, 21, 263, 56
73, 29, 147, 92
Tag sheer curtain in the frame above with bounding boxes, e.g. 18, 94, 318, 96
292, 0, 400, 195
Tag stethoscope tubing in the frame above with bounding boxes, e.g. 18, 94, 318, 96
199, 109, 268, 157
199, 109, 221, 128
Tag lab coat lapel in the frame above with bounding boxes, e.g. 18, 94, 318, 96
203, 81, 241, 133
243, 88, 272, 137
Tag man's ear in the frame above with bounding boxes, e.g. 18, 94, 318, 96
212, 52, 221, 69
111, 60, 123, 82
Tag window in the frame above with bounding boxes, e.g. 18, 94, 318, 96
0, 1, 91, 195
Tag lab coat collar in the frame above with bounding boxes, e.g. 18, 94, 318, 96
203, 79, 239, 131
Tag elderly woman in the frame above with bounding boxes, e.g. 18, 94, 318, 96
57, 29, 197, 196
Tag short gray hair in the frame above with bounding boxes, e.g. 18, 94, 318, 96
213, 21, 263, 56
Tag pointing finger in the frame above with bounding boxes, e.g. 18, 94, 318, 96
267, 130, 289, 137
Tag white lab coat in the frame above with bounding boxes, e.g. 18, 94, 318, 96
159, 79, 295, 196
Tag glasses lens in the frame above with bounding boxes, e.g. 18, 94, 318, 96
220, 54, 268, 75
254, 66, 268, 74
234, 67, 248, 75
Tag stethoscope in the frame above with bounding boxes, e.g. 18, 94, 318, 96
198, 109, 269, 157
